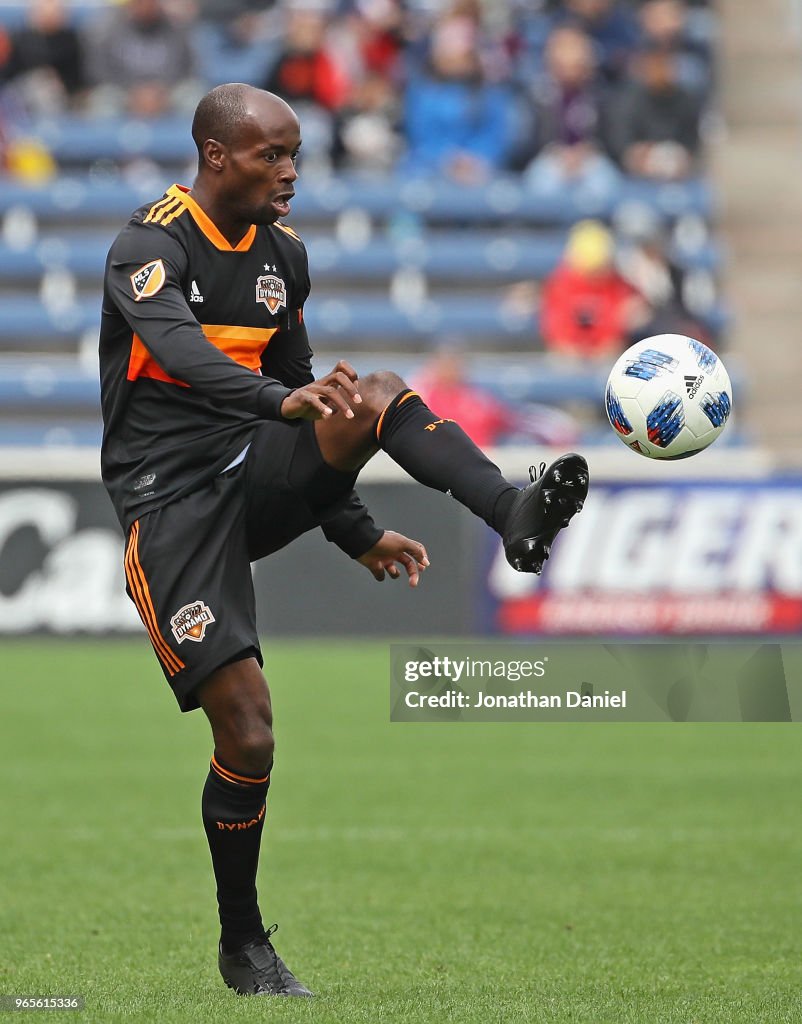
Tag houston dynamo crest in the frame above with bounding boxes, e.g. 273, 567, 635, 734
256, 274, 287, 314
170, 600, 215, 643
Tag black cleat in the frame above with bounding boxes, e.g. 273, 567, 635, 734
218, 924, 313, 997
503, 453, 589, 574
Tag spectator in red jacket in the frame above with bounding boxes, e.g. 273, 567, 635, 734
413, 348, 517, 449
413, 347, 580, 448
263, 8, 350, 111
540, 219, 648, 358
262, 7, 351, 169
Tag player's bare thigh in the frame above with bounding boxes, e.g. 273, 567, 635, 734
314, 369, 407, 473
197, 658, 274, 775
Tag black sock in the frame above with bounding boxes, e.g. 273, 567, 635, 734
202, 754, 270, 953
376, 390, 517, 533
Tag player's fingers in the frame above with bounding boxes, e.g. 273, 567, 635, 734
399, 551, 420, 588
326, 370, 362, 405
372, 565, 386, 582
318, 383, 356, 419
284, 389, 335, 420
332, 359, 359, 383
405, 540, 430, 568
387, 563, 401, 579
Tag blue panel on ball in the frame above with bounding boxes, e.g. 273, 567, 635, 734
688, 337, 718, 371
701, 390, 731, 427
646, 391, 685, 447
605, 383, 633, 435
624, 348, 678, 381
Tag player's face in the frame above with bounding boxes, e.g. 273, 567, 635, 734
222, 102, 302, 225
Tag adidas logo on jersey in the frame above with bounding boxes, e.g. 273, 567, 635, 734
189, 280, 204, 303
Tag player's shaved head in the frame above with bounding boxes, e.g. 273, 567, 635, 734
191, 84, 297, 160
189, 83, 301, 235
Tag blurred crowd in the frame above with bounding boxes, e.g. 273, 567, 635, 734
0, 0, 721, 443
0, 0, 716, 183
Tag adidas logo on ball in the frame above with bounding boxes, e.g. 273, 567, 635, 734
604, 334, 733, 459
684, 374, 704, 398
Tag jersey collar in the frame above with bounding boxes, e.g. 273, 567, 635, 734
166, 184, 257, 253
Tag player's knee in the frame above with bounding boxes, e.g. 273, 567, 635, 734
234, 723, 275, 775
216, 695, 274, 773
359, 370, 409, 414
200, 658, 276, 773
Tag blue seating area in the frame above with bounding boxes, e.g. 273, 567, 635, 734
0, 353, 613, 412
1, 290, 728, 354
0, 165, 729, 444
0, 218, 720, 283
1, 170, 714, 224
0, 347, 746, 450
0, 1, 731, 449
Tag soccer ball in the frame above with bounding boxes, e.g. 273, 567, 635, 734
604, 334, 733, 459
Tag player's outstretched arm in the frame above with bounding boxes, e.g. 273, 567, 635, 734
357, 531, 430, 588
280, 360, 363, 421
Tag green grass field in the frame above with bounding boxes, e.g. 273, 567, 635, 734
3, 639, 802, 1023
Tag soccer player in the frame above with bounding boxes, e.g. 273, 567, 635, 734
99, 83, 588, 998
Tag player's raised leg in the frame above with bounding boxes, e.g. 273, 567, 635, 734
197, 661, 313, 998
312, 369, 589, 575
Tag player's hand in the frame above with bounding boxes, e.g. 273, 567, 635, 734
280, 360, 362, 421
357, 531, 430, 588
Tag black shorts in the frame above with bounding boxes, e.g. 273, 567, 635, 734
123, 419, 356, 712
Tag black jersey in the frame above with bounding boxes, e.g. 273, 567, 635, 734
100, 184, 311, 525
99, 184, 379, 556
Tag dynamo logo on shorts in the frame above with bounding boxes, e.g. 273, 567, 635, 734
646, 391, 685, 447
701, 391, 731, 427
605, 383, 633, 435
624, 349, 678, 381
688, 337, 718, 372
170, 600, 215, 643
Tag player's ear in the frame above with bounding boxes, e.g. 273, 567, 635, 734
203, 138, 227, 173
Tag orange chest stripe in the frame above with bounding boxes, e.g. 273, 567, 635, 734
127, 333, 188, 386
199, 324, 278, 372
127, 325, 278, 383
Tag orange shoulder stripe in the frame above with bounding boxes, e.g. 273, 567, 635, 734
159, 204, 187, 229
150, 198, 182, 225
275, 223, 302, 242
143, 195, 176, 224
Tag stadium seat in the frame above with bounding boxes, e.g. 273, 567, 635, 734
0, 229, 721, 283
1, 172, 715, 225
